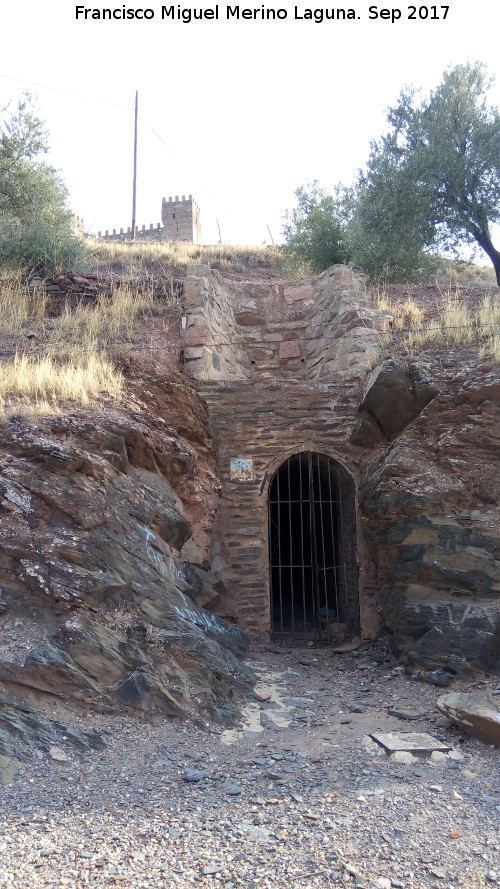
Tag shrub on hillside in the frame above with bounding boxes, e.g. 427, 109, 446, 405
0, 95, 85, 274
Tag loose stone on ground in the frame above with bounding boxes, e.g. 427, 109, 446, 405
0, 644, 498, 889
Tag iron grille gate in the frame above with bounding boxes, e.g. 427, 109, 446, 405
268, 451, 359, 645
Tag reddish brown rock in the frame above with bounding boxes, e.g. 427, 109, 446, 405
279, 340, 301, 359
360, 378, 500, 673
283, 283, 315, 303
0, 377, 252, 759
357, 358, 439, 442
437, 690, 500, 745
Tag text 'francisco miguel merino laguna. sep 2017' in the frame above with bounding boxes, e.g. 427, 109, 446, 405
74, 5, 450, 22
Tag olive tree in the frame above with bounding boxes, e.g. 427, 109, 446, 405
350, 62, 500, 284
0, 94, 84, 272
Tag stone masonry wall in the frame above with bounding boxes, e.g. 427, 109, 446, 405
162, 196, 201, 243
183, 265, 392, 383
182, 265, 391, 638
182, 268, 248, 380
200, 379, 380, 638
97, 223, 164, 241
181, 264, 500, 671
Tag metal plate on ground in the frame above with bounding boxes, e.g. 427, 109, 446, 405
370, 732, 452, 754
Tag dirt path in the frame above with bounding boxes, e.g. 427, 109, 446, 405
0, 644, 498, 889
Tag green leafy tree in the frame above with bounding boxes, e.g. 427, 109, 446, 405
282, 181, 350, 274
0, 95, 84, 273
348, 149, 439, 283
350, 62, 500, 284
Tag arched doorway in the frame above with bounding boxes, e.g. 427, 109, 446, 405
268, 452, 359, 644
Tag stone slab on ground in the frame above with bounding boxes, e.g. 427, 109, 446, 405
387, 707, 421, 720
370, 731, 452, 754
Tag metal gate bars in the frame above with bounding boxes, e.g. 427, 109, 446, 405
268, 452, 359, 645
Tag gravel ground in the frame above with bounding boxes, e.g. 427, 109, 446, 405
0, 644, 499, 889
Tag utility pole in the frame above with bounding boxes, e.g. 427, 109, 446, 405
131, 90, 138, 240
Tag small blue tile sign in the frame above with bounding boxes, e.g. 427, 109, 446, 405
230, 458, 254, 481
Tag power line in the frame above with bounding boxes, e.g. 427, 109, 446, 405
0, 71, 133, 111
144, 121, 239, 222
0, 71, 251, 237
181, 321, 500, 349
0, 71, 241, 232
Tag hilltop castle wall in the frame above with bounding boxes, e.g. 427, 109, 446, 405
97, 195, 201, 243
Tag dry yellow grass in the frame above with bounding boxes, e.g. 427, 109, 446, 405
477, 294, 500, 333
479, 334, 500, 361
47, 284, 157, 358
0, 352, 123, 419
376, 293, 424, 331
404, 319, 444, 349
440, 293, 475, 345
375, 281, 500, 359
88, 239, 280, 278
0, 277, 48, 336
477, 293, 500, 360
0, 277, 146, 418
0, 277, 157, 348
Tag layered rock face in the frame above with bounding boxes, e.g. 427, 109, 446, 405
0, 377, 253, 758
360, 374, 500, 675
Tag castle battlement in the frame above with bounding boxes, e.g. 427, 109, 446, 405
97, 194, 201, 244
97, 223, 163, 242
161, 194, 201, 243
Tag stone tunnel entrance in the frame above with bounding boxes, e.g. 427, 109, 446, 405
269, 452, 359, 644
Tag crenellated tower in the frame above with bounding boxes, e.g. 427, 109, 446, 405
161, 194, 201, 243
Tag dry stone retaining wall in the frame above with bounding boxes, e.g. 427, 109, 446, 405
183, 264, 391, 382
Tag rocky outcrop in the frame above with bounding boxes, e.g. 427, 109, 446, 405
437, 689, 500, 745
360, 375, 500, 675
0, 689, 104, 782
4, 261, 500, 762
351, 359, 439, 445
0, 377, 253, 760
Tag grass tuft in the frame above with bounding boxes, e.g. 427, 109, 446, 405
375, 280, 500, 361
404, 319, 444, 349
479, 334, 500, 361
0, 275, 154, 418
47, 285, 157, 358
376, 292, 424, 331
0, 352, 123, 420
0, 276, 48, 335
439, 293, 475, 345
